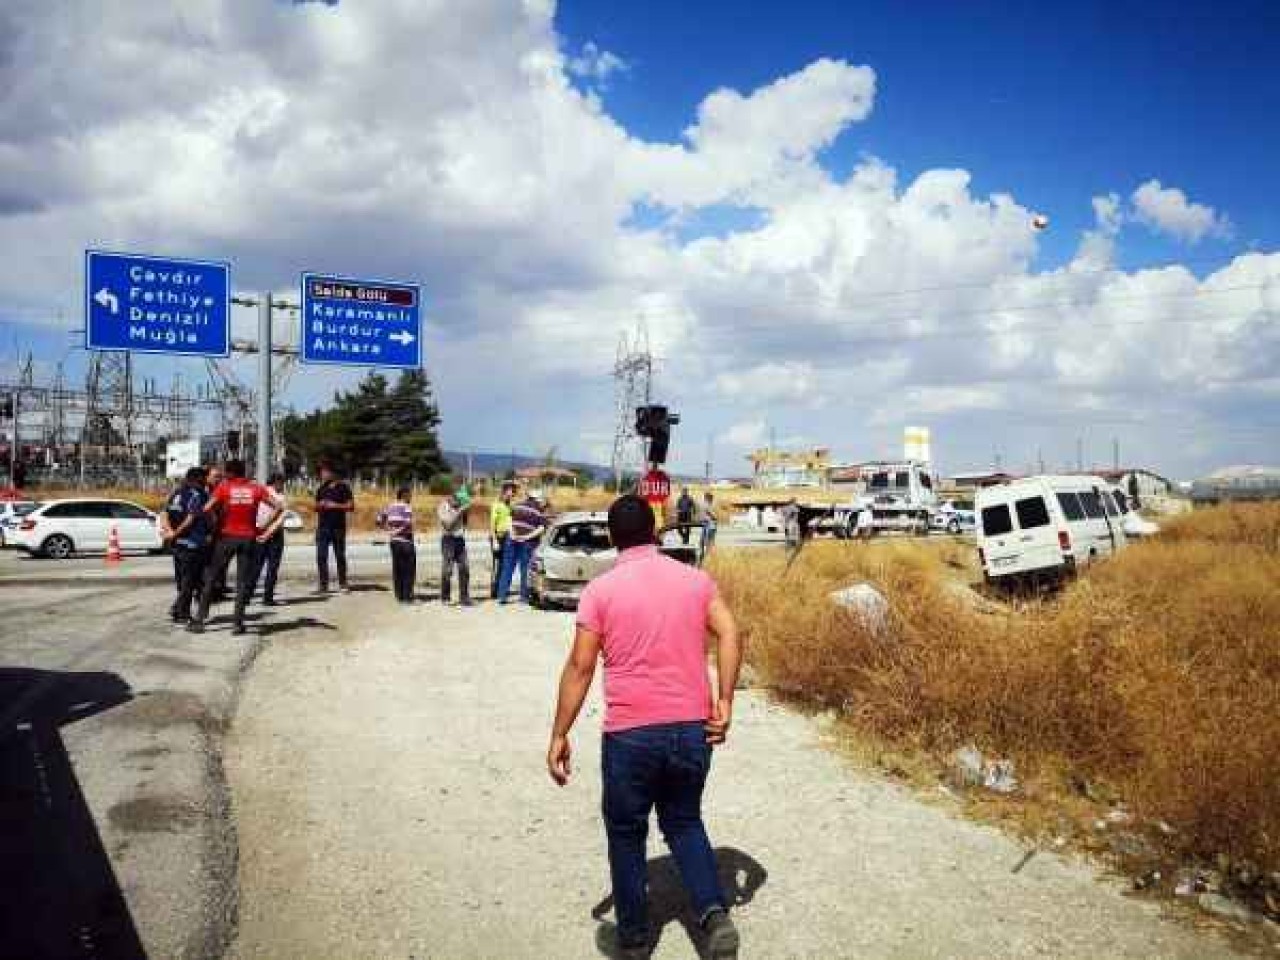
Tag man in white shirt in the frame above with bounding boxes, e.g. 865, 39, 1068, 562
249, 472, 288, 605
437, 488, 472, 606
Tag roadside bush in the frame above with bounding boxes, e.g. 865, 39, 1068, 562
709, 504, 1280, 873
428, 473, 457, 496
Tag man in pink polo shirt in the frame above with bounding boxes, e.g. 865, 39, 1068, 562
548, 494, 744, 959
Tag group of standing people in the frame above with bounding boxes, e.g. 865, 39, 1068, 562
375, 480, 551, 606
159, 459, 286, 635
160, 458, 357, 634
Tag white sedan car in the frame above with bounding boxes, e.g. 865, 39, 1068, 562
529, 511, 708, 609
9, 498, 164, 559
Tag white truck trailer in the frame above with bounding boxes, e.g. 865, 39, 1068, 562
832, 460, 939, 536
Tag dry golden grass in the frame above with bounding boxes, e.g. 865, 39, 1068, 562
709, 505, 1280, 875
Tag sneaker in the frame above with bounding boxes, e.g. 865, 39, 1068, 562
185, 620, 205, 635
594, 924, 650, 959
703, 909, 739, 960
312, 585, 329, 595
460, 599, 474, 608
339, 584, 352, 594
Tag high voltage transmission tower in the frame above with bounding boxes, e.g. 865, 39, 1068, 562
2, 300, 301, 488
610, 320, 653, 492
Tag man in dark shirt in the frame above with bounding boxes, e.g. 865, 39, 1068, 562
164, 467, 210, 623
676, 487, 697, 544
314, 460, 355, 592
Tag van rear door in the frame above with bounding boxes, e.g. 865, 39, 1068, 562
1010, 492, 1062, 572
979, 500, 1017, 574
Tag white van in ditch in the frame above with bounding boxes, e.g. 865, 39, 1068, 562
976, 475, 1128, 582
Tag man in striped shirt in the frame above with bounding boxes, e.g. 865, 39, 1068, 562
377, 487, 416, 603
498, 490, 547, 604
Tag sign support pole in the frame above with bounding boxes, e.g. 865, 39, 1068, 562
256, 293, 273, 481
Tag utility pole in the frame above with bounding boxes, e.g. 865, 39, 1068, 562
1112, 437, 1120, 472
6, 386, 17, 486
1076, 437, 1084, 473
256, 293, 273, 481
1037, 447, 1045, 474
705, 434, 713, 484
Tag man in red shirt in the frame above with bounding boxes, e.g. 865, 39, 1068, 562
548, 494, 743, 959
188, 459, 279, 636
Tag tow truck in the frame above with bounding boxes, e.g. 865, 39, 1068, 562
831, 460, 939, 537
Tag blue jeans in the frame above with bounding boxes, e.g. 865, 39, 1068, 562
602, 721, 725, 947
250, 531, 285, 602
497, 539, 534, 602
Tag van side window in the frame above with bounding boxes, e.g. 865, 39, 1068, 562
1014, 496, 1051, 529
920, 473, 933, 490
981, 504, 1013, 536
1101, 491, 1119, 517
1079, 491, 1104, 518
870, 472, 889, 490
894, 471, 909, 488
1056, 492, 1085, 520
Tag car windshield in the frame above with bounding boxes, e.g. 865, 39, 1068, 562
550, 522, 612, 552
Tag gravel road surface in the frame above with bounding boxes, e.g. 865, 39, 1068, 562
225, 593, 1242, 960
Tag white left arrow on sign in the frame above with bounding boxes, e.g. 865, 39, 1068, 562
389, 330, 416, 346
94, 287, 120, 315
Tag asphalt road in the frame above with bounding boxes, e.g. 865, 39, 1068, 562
0, 527, 790, 586
0, 581, 272, 959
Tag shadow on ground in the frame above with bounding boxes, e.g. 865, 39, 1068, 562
591, 847, 767, 958
0, 667, 149, 959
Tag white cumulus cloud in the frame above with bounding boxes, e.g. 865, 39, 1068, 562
1132, 179, 1231, 243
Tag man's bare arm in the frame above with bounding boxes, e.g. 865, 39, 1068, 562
704, 594, 743, 745
547, 625, 601, 785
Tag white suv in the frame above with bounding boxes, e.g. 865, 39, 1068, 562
11, 498, 164, 559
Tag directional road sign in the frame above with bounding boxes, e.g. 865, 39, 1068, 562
85, 250, 230, 356
301, 273, 422, 369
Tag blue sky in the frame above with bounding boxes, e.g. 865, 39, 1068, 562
561, 0, 1279, 268
1, 0, 1277, 479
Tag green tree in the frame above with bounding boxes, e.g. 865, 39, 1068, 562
277, 370, 446, 483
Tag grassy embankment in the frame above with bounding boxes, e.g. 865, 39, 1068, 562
709, 504, 1280, 899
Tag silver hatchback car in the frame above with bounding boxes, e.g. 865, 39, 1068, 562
529, 511, 709, 609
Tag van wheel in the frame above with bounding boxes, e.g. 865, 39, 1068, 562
41, 534, 74, 560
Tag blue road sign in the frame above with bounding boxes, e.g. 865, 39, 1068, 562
301, 273, 422, 369
85, 250, 230, 356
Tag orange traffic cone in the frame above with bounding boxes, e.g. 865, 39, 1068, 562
106, 524, 123, 564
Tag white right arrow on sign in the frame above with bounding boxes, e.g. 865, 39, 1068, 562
389, 330, 415, 346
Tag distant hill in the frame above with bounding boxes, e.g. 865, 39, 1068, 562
442, 451, 700, 485
443, 450, 609, 482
